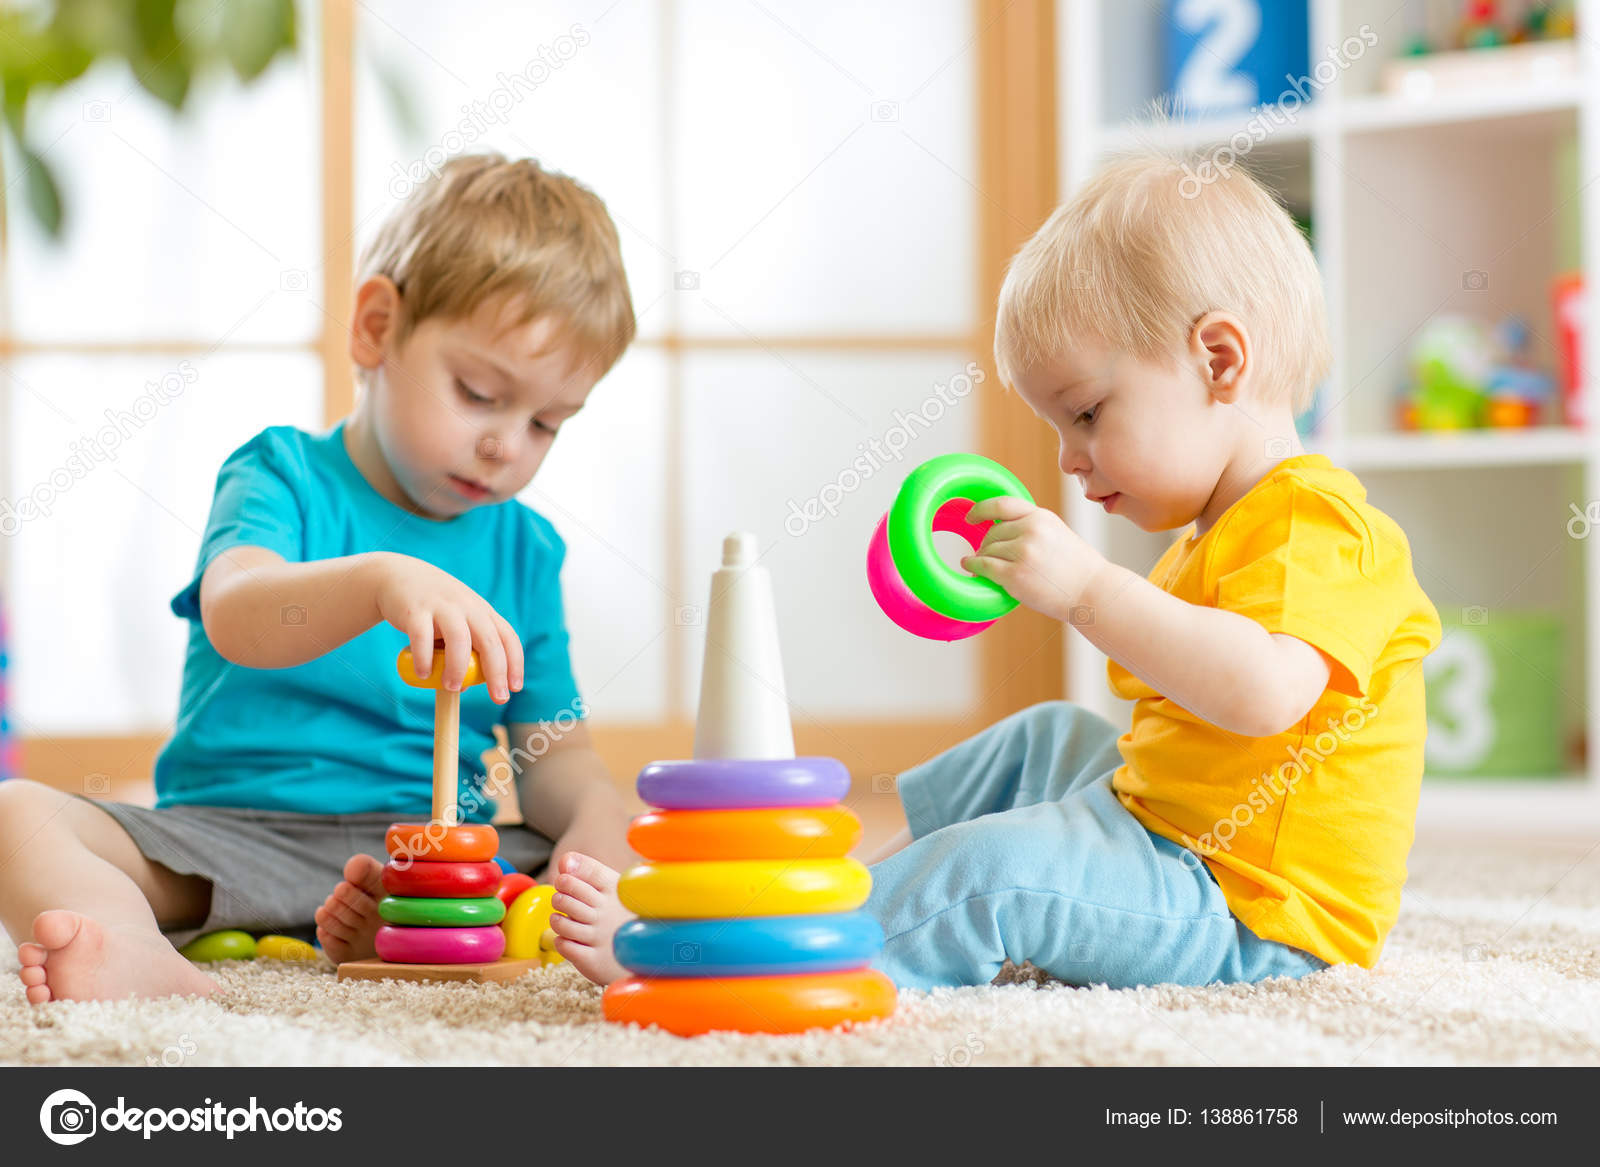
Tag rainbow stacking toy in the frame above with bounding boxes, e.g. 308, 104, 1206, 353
337, 645, 558, 983
604, 533, 897, 1036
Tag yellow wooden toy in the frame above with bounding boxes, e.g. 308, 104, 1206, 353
503, 884, 565, 965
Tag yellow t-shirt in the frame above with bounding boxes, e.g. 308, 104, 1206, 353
1109, 454, 1442, 968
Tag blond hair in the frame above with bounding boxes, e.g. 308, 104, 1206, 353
358, 153, 635, 378
995, 145, 1329, 414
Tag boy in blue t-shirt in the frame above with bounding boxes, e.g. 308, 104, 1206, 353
7, 153, 638, 1004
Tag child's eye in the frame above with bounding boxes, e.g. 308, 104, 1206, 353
1075, 404, 1099, 426
455, 378, 492, 406
532, 418, 559, 436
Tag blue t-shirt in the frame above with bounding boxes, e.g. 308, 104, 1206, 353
153, 423, 582, 822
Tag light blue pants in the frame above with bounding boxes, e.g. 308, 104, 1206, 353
865, 701, 1329, 990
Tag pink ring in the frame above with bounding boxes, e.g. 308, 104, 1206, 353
867, 500, 996, 641
374, 924, 507, 964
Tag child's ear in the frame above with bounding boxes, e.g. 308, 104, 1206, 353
350, 276, 402, 371
1188, 311, 1249, 403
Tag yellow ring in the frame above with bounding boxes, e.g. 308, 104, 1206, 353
618, 858, 871, 918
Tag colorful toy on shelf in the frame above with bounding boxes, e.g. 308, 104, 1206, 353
604, 532, 896, 1037
336, 644, 558, 984
1553, 272, 1586, 425
1383, 1, 1576, 95
867, 453, 1032, 642
1397, 314, 1556, 431
1484, 317, 1555, 427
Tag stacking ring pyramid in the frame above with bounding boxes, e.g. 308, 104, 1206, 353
337, 647, 559, 983
603, 533, 897, 1036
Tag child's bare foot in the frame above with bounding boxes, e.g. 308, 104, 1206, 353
549, 852, 633, 987
16, 910, 219, 1004
314, 854, 386, 964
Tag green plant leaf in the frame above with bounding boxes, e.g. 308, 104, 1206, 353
21, 144, 64, 238
219, 0, 296, 82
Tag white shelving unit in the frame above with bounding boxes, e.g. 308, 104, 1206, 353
1056, 0, 1600, 835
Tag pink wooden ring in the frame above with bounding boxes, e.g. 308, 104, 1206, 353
374, 924, 507, 964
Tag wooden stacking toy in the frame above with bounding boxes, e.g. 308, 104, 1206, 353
337, 642, 559, 984
604, 533, 897, 1035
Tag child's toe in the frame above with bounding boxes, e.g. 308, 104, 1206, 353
551, 887, 598, 923
26, 983, 52, 1005
19, 964, 46, 987
558, 851, 619, 893
344, 853, 386, 896
17, 942, 46, 967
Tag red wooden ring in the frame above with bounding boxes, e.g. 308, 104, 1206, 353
381, 859, 502, 898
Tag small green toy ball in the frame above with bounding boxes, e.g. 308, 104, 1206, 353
179, 929, 257, 962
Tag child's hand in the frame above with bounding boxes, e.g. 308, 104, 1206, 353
371, 553, 523, 703
961, 496, 1107, 625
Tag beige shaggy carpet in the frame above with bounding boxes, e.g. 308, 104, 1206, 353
3, 834, 1597, 1066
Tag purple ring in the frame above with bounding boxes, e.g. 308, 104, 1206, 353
637, 757, 851, 810
375, 924, 507, 964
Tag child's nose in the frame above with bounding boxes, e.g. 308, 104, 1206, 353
1058, 438, 1089, 478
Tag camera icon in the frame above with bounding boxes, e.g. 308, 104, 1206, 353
674, 270, 700, 291
1070, 268, 1094, 290
870, 100, 900, 122
871, 773, 897, 794
1462, 269, 1489, 291
280, 268, 309, 293
1462, 943, 1488, 962
1265, 436, 1292, 459
1461, 606, 1488, 626
1068, 605, 1094, 627
82, 100, 111, 123
41, 1091, 97, 1145
83, 773, 110, 796
674, 605, 703, 626
672, 941, 701, 964
477, 437, 503, 460
281, 604, 308, 626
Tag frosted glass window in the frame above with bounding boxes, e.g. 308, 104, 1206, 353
672, 0, 975, 336
520, 348, 670, 721
680, 350, 984, 719
4, 53, 321, 343
355, 0, 669, 335
6, 353, 322, 733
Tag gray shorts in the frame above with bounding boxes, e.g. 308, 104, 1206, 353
79, 798, 554, 950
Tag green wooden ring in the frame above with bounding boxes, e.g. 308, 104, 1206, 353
887, 453, 1033, 623
377, 895, 507, 927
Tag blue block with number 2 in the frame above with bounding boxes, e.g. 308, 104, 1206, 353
1166, 0, 1309, 116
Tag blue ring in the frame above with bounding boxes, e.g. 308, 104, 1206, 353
636, 757, 850, 810
614, 912, 885, 978
491, 856, 515, 875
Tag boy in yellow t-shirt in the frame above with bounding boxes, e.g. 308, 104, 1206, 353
853, 145, 1438, 988
538, 145, 1441, 992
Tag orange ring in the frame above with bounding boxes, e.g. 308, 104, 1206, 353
397, 646, 484, 689
385, 823, 499, 863
603, 969, 896, 1036
627, 807, 863, 861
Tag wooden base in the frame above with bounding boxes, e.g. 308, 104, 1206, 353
336, 956, 544, 984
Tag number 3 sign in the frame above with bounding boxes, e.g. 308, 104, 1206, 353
1166, 0, 1309, 116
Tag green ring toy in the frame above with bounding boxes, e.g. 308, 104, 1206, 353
377, 895, 507, 927
884, 453, 1033, 625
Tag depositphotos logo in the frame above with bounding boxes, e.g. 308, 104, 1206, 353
39, 1088, 343, 1142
